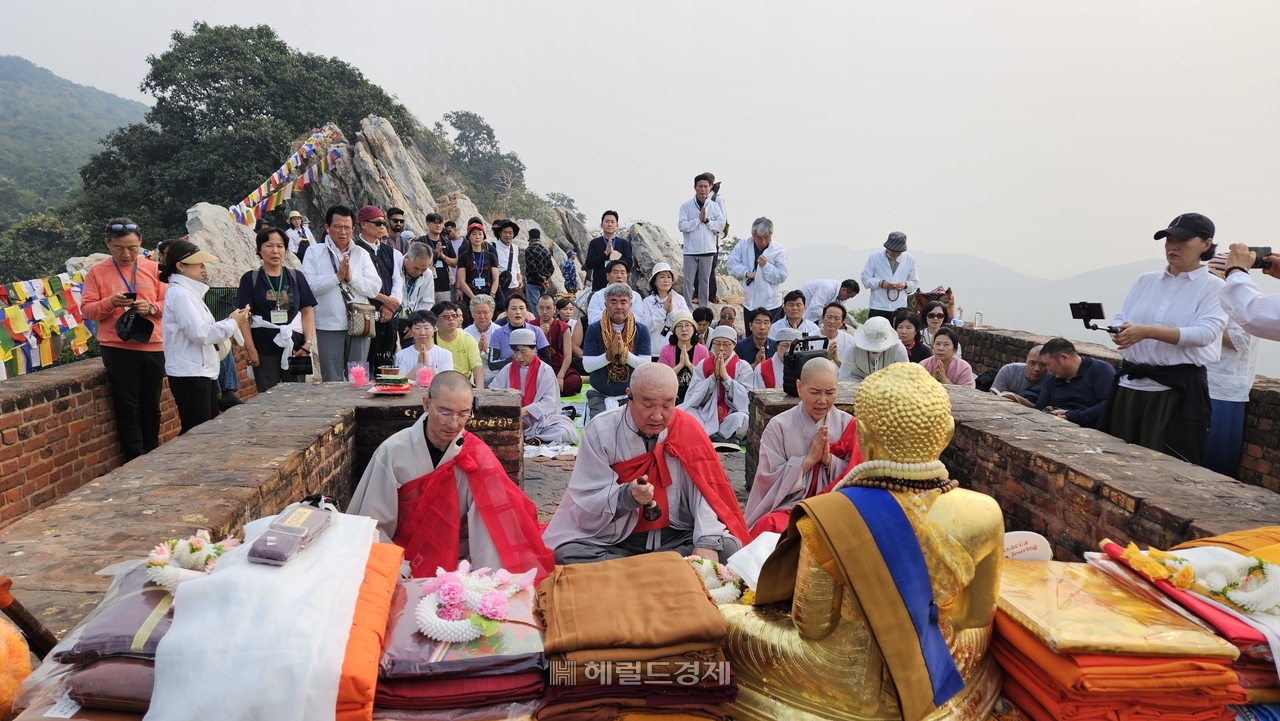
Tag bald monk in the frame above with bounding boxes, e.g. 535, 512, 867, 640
542, 363, 752, 564
744, 359, 863, 536
348, 370, 555, 579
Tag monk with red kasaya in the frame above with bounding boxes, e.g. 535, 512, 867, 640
349, 370, 554, 580
542, 363, 751, 564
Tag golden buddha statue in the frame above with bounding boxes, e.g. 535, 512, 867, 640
723, 363, 1005, 721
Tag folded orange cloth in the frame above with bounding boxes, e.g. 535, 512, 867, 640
337, 543, 404, 721
999, 673, 1236, 721
992, 638, 1247, 721
1173, 527, 1280, 556
994, 612, 1239, 693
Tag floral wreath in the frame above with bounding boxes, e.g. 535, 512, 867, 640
415, 561, 536, 644
686, 556, 753, 605
1122, 542, 1280, 615
146, 530, 241, 589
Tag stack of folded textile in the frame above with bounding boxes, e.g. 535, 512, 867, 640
1092, 539, 1280, 705
994, 559, 1246, 721
373, 578, 546, 718
536, 552, 738, 721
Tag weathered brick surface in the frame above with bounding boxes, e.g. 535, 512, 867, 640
0, 383, 520, 637
956, 326, 1280, 494
0, 349, 258, 529
747, 382, 1280, 563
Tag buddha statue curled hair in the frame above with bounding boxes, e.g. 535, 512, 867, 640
853, 362, 955, 464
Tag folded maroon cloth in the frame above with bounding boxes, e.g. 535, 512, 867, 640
380, 581, 546, 680
69, 658, 154, 712
544, 676, 738, 706
54, 567, 173, 664
535, 698, 725, 721
375, 672, 545, 710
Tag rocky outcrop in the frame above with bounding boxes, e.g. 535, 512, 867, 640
435, 192, 487, 238
65, 254, 110, 276
554, 208, 591, 256
292, 116, 437, 232
625, 222, 685, 291
185, 202, 291, 287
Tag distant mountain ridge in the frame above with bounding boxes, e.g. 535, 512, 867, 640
785, 244, 1280, 377
0, 56, 148, 223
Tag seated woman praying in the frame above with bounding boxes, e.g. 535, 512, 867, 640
919, 326, 976, 387
348, 370, 554, 580
490, 328, 579, 446
744, 358, 862, 536
394, 310, 454, 378
751, 327, 802, 390
658, 310, 709, 404
678, 325, 755, 442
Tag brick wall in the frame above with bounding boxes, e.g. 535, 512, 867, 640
0, 382, 522, 636
746, 384, 1280, 563
955, 325, 1280, 493
0, 348, 257, 529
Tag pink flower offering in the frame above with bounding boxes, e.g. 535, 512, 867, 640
493, 569, 513, 585
188, 537, 206, 551
350, 365, 369, 386
220, 537, 241, 549
718, 564, 736, 583
436, 604, 468, 621
437, 577, 465, 606
417, 367, 434, 387
477, 591, 509, 620
147, 544, 171, 566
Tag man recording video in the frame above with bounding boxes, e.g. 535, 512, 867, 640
1222, 242, 1280, 341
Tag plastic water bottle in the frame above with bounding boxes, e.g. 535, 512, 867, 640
974, 310, 984, 330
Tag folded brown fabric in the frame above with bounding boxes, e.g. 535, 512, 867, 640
550, 648, 726, 686
68, 658, 154, 713
539, 553, 724, 660
535, 697, 724, 721
54, 567, 173, 664
375, 672, 544, 710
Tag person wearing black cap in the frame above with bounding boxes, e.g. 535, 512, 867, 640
860, 231, 918, 321
493, 219, 522, 309
1098, 213, 1227, 466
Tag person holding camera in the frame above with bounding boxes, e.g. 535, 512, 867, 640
1098, 213, 1227, 466
1221, 242, 1280, 341
81, 219, 167, 460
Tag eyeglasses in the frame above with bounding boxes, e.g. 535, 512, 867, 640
329, 224, 353, 232
435, 410, 473, 424
927, 313, 945, 319
437, 312, 460, 320
106, 222, 139, 233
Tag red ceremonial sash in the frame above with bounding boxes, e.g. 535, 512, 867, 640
392, 432, 555, 581
699, 354, 741, 423
610, 409, 753, 541
812, 417, 864, 497
760, 357, 778, 389
509, 355, 542, 409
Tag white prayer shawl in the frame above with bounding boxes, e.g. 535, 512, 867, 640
541, 407, 732, 552
490, 360, 579, 445
838, 341, 910, 383
860, 250, 920, 311
750, 355, 785, 390
249, 311, 304, 371
347, 416, 503, 571
146, 513, 376, 721
744, 405, 854, 528
679, 357, 754, 439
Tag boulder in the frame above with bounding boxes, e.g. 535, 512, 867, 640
292, 115, 437, 232
185, 202, 281, 287
435, 192, 488, 238
555, 207, 592, 256
65, 254, 110, 276
625, 221, 684, 293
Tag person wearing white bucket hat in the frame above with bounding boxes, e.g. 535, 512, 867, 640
284, 210, 314, 259
679, 325, 754, 442
838, 315, 908, 383
639, 261, 689, 356
490, 327, 580, 445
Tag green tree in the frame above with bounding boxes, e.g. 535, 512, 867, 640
545, 192, 586, 222
0, 210, 90, 282
77, 22, 417, 240
442, 111, 526, 193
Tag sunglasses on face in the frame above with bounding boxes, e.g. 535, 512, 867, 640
106, 222, 139, 233
927, 313, 945, 319
369, 220, 386, 227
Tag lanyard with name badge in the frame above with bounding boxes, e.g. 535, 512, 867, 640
265, 270, 289, 324
112, 258, 138, 294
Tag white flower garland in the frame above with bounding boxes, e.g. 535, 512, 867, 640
144, 530, 240, 589
414, 561, 537, 643
414, 592, 484, 644
686, 556, 745, 605
1141, 547, 1280, 616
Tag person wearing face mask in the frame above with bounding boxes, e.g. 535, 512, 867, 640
81, 218, 168, 459
542, 363, 749, 564
159, 240, 250, 434
236, 227, 318, 392
1098, 213, 1227, 466
744, 358, 862, 536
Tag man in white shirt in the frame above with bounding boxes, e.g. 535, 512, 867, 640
494, 219, 522, 301
860, 232, 919, 321
354, 205, 405, 368
300, 205, 384, 382
588, 260, 644, 325
769, 290, 820, 340
396, 242, 436, 348
677, 173, 726, 308
463, 294, 499, 371
1221, 242, 1280, 341
799, 278, 861, 324
726, 216, 788, 321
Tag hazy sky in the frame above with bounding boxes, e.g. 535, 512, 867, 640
5, 1, 1280, 278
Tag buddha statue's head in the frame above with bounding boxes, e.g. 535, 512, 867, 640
854, 362, 955, 464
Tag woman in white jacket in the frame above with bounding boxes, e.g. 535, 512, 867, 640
160, 240, 250, 434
